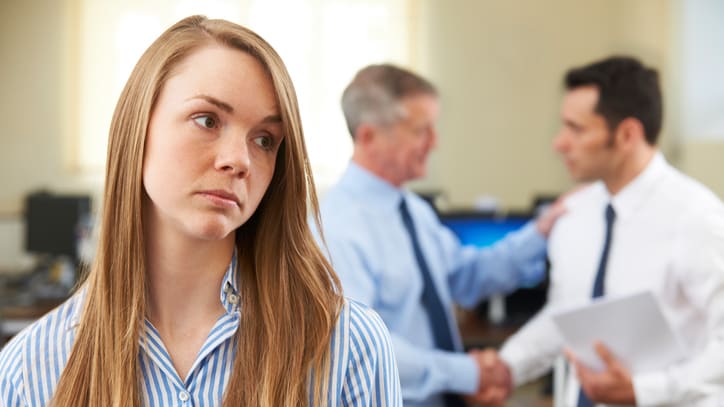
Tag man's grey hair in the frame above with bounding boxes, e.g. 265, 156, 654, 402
341, 64, 437, 138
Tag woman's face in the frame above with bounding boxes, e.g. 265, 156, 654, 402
143, 44, 283, 243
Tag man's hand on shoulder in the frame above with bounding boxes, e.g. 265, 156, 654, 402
535, 184, 589, 237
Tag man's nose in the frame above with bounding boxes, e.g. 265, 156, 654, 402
552, 130, 569, 153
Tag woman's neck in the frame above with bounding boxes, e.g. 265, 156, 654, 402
144, 228, 235, 330
142, 223, 236, 381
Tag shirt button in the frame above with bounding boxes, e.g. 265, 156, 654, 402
228, 294, 239, 305
179, 391, 189, 402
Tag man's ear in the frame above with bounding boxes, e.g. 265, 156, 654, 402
614, 117, 646, 150
354, 123, 377, 146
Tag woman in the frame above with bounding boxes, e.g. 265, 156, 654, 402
0, 16, 401, 406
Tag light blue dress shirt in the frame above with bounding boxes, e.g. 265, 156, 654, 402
314, 162, 547, 406
0, 252, 402, 406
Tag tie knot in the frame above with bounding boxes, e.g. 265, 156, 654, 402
605, 203, 616, 224
399, 198, 410, 216
399, 198, 414, 229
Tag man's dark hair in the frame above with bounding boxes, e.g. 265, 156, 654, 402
565, 56, 662, 145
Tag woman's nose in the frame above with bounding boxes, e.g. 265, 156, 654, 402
216, 132, 251, 177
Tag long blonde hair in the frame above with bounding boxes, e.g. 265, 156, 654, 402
52, 15, 342, 407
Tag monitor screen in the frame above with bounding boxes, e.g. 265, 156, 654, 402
440, 210, 548, 326
440, 211, 530, 248
25, 192, 91, 259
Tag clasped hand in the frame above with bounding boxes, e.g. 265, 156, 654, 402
465, 349, 512, 406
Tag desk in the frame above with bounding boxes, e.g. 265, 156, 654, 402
458, 308, 521, 349
1, 298, 65, 345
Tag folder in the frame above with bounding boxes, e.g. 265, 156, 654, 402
551, 291, 688, 373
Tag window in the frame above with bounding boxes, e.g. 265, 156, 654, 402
678, 0, 724, 140
75, 0, 415, 190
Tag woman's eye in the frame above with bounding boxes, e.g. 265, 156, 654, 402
253, 134, 275, 150
193, 115, 217, 129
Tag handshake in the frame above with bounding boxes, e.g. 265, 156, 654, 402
464, 349, 513, 407
460, 342, 637, 406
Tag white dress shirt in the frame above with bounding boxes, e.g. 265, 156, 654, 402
500, 153, 724, 406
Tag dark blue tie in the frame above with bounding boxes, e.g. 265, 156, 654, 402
400, 199, 465, 407
577, 203, 616, 407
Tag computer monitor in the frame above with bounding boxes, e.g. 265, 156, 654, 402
24, 192, 91, 260
440, 211, 531, 248
439, 209, 548, 325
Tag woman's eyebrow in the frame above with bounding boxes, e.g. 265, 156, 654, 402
260, 115, 282, 124
187, 95, 282, 125
187, 94, 234, 113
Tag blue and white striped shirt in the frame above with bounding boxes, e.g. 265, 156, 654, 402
0, 260, 402, 406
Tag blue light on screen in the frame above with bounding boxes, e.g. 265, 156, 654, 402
441, 216, 530, 248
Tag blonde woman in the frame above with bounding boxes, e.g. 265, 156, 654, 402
0, 16, 401, 407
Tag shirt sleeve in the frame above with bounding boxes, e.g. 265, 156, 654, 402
341, 303, 403, 407
497, 225, 573, 387
390, 334, 479, 401
443, 221, 548, 309
0, 377, 25, 407
632, 205, 724, 406
498, 305, 564, 386
0, 333, 28, 407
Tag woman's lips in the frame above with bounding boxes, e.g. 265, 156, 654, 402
198, 190, 240, 208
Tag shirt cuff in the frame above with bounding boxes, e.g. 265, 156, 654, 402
632, 370, 674, 406
431, 351, 480, 395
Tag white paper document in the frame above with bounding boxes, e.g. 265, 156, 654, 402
551, 291, 688, 373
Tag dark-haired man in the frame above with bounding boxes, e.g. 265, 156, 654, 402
314, 64, 565, 406
491, 56, 724, 406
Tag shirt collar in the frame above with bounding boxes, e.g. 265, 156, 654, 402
66, 287, 86, 331
219, 248, 240, 314
609, 152, 668, 220
339, 161, 405, 213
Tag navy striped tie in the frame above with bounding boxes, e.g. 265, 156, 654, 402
577, 203, 616, 407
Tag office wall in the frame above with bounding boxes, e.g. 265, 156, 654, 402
679, 143, 724, 195
0, 0, 83, 216
0, 0, 81, 270
0, 0, 722, 269
410, 0, 689, 210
